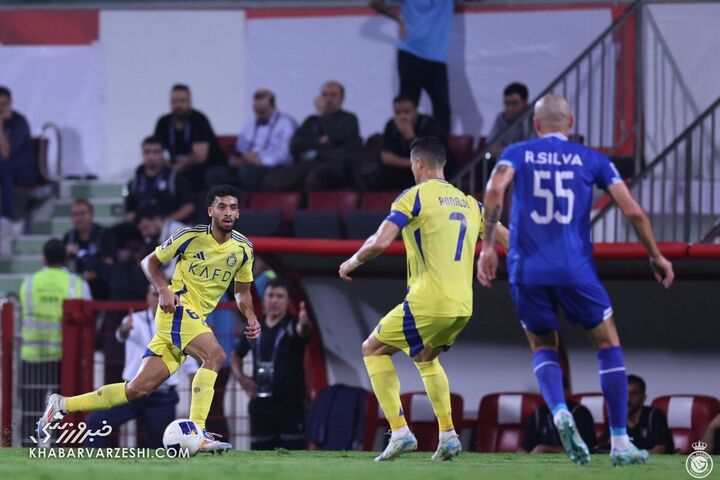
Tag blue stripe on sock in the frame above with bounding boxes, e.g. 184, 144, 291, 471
552, 403, 569, 416
171, 306, 184, 348
610, 427, 627, 436
402, 301, 423, 357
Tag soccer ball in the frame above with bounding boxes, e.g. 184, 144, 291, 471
162, 419, 203, 456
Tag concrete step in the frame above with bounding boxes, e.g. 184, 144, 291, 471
11, 236, 47, 255
31, 216, 121, 235
0, 274, 26, 295
53, 197, 125, 217
69, 182, 125, 200
0, 255, 42, 274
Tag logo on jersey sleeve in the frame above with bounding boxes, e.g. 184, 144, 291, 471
161, 237, 173, 250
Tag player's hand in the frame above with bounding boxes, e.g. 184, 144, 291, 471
338, 258, 356, 282
244, 317, 261, 340
650, 255, 674, 288
158, 287, 179, 313
477, 247, 498, 288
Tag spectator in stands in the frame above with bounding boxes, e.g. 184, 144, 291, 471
0, 86, 37, 230
600, 375, 675, 453
487, 82, 535, 156
85, 285, 187, 448
124, 136, 195, 224
253, 256, 277, 300
520, 378, 597, 454
376, 95, 444, 190
19, 239, 90, 446
369, 0, 453, 135
264, 81, 361, 191
231, 278, 311, 450
206, 89, 297, 191
153, 84, 226, 192
135, 207, 186, 280
701, 413, 720, 454
62, 199, 108, 299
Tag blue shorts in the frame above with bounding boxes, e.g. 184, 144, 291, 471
510, 280, 613, 334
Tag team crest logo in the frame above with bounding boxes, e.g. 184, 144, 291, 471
226, 253, 238, 267
686, 441, 713, 478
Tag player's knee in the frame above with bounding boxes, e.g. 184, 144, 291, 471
361, 338, 375, 357
199, 346, 226, 371
125, 381, 152, 401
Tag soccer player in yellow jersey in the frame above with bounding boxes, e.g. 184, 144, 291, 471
38, 185, 260, 452
339, 137, 509, 461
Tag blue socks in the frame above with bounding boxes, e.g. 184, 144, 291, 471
597, 346, 628, 436
532, 349, 567, 415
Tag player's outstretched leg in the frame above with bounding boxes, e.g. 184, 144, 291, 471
37, 356, 170, 447
185, 332, 231, 454
589, 319, 648, 466
526, 331, 590, 465
362, 336, 417, 461
414, 349, 461, 461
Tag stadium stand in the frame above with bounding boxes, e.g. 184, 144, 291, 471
475, 392, 545, 453
651, 395, 720, 454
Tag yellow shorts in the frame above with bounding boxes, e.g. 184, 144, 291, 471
374, 302, 470, 357
144, 303, 212, 375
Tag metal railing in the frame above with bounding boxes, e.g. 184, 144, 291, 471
591, 96, 720, 243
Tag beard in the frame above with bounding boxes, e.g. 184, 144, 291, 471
215, 218, 234, 234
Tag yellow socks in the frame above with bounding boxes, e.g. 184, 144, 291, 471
189, 368, 218, 430
415, 359, 454, 431
66, 383, 128, 413
363, 355, 407, 431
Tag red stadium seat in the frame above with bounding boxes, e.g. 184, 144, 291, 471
361, 191, 399, 211
217, 135, 237, 157
475, 392, 544, 452
308, 191, 359, 215
249, 192, 301, 223
568, 392, 607, 441
651, 395, 720, 454
362, 393, 383, 451
447, 134, 475, 169
400, 391, 464, 452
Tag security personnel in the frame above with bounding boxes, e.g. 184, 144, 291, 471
19, 238, 90, 445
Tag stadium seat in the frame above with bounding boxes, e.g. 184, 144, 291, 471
361, 191, 399, 211
249, 192, 301, 224
233, 211, 282, 237
447, 134, 475, 169
400, 391, 464, 452
568, 392, 607, 441
293, 211, 342, 239
217, 135, 237, 157
345, 211, 387, 239
308, 191, 359, 218
475, 392, 544, 452
309, 384, 374, 451
651, 395, 720, 454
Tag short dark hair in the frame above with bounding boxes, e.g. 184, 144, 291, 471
206, 184, 242, 208
627, 374, 646, 394
171, 84, 191, 94
254, 90, 275, 108
504, 82, 529, 101
393, 94, 417, 107
0, 86, 10, 100
135, 206, 161, 223
43, 238, 67, 265
142, 135, 163, 148
72, 198, 94, 214
266, 277, 289, 293
410, 137, 446, 168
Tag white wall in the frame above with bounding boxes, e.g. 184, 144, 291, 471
100, 10, 245, 180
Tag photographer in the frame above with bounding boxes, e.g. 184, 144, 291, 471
231, 277, 311, 450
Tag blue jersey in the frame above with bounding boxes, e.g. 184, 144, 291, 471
497, 134, 622, 285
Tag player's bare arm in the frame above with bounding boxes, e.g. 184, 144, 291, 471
607, 182, 674, 288
140, 251, 178, 313
478, 164, 515, 287
235, 280, 260, 339
339, 220, 400, 281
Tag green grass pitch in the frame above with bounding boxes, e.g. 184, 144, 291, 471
0, 448, 715, 480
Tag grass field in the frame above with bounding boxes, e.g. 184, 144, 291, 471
1, 448, 716, 480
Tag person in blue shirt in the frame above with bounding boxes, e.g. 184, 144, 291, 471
478, 94, 674, 467
0, 86, 38, 222
370, 0, 453, 135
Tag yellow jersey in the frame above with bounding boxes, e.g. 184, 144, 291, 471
386, 179, 483, 317
155, 225, 254, 318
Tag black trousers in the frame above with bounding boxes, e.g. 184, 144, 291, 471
249, 394, 306, 450
20, 360, 60, 446
397, 49, 451, 136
